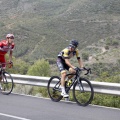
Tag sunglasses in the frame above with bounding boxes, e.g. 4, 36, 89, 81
71, 46, 76, 49
8, 37, 14, 39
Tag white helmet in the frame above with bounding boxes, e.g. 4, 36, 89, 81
6, 34, 14, 39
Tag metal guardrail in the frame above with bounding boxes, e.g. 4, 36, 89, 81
11, 74, 120, 96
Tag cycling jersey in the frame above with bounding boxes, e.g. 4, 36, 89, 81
57, 47, 80, 73
0, 40, 15, 68
58, 47, 80, 60
0, 40, 15, 55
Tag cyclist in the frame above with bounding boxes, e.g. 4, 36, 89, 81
0, 34, 15, 89
57, 39, 84, 97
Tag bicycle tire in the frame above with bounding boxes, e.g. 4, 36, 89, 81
47, 76, 63, 102
73, 78, 94, 106
1, 71, 14, 95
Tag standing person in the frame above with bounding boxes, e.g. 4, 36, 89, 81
57, 39, 84, 97
0, 34, 15, 89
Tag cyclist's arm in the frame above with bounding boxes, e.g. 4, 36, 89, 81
65, 59, 75, 69
77, 58, 84, 68
9, 43, 15, 62
76, 49, 84, 68
9, 50, 13, 62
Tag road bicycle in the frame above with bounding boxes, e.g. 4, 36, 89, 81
0, 63, 14, 95
47, 67, 94, 106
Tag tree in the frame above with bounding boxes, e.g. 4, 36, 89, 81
27, 59, 51, 76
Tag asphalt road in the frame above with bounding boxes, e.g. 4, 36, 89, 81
0, 93, 120, 120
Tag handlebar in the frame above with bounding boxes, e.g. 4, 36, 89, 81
83, 67, 91, 75
75, 67, 91, 75
0, 62, 13, 68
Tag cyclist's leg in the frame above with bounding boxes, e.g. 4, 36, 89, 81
67, 68, 76, 79
0, 55, 6, 70
0, 69, 2, 84
57, 58, 69, 97
60, 71, 67, 94
0, 75, 2, 89
0, 68, 2, 89
0, 55, 6, 89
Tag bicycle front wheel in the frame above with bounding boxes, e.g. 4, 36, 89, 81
73, 78, 94, 106
1, 72, 14, 95
47, 76, 63, 102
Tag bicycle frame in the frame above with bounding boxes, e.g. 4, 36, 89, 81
0, 65, 8, 83
0, 65, 4, 77
0, 63, 14, 95
47, 67, 93, 105
53, 81, 61, 92
65, 68, 83, 93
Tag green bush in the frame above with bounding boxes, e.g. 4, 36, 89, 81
92, 94, 120, 108
27, 59, 51, 76
112, 40, 119, 46
82, 52, 89, 61
104, 45, 109, 50
5, 55, 30, 75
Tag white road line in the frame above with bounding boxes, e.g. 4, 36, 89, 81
0, 113, 31, 120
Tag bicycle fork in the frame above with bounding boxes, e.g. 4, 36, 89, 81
2, 73, 8, 84
77, 78, 84, 92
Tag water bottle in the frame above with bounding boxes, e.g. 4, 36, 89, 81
67, 79, 72, 86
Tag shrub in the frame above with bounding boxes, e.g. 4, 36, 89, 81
82, 52, 89, 61
27, 59, 51, 76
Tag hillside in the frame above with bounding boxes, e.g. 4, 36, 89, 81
0, 0, 120, 63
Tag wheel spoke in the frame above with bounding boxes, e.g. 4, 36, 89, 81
1, 72, 14, 95
47, 76, 63, 102
73, 78, 94, 106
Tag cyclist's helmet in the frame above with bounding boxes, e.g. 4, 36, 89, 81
6, 34, 14, 39
69, 39, 79, 48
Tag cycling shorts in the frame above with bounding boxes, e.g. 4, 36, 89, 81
57, 57, 70, 73
0, 55, 6, 68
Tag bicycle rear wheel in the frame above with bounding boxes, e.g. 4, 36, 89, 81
1, 71, 14, 95
47, 76, 63, 102
73, 78, 94, 106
